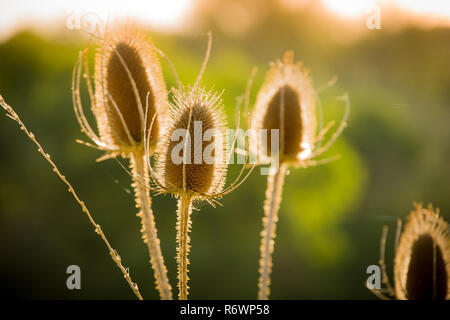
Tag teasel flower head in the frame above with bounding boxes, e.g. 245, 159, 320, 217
152, 86, 230, 300
394, 203, 450, 300
250, 51, 349, 168
142, 31, 255, 301
147, 83, 254, 299
152, 86, 229, 200
250, 52, 349, 300
72, 23, 173, 299
72, 22, 168, 160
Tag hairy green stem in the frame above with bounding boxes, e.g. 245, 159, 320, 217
176, 193, 193, 300
130, 151, 172, 300
258, 163, 287, 300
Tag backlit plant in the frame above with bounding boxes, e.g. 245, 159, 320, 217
72, 22, 172, 299
369, 203, 449, 300
250, 51, 349, 299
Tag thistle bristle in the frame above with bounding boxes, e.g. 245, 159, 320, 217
155, 87, 227, 197
394, 204, 450, 300
94, 23, 168, 151
251, 51, 316, 164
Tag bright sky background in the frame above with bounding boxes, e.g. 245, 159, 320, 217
323, 0, 450, 17
0, 0, 449, 41
0, 0, 193, 40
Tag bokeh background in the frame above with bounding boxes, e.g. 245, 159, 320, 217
0, 0, 449, 299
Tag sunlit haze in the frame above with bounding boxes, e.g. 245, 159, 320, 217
0, 0, 449, 41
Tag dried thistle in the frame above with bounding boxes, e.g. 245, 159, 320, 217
250, 51, 349, 299
72, 22, 172, 299
155, 88, 228, 196
251, 52, 316, 164
371, 203, 450, 300
141, 32, 253, 299
0, 95, 142, 299
73, 23, 168, 156
155, 87, 227, 301
146, 86, 253, 299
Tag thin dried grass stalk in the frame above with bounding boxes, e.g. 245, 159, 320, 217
0, 95, 143, 300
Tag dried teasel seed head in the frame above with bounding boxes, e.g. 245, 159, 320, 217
94, 23, 168, 153
394, 204, 450, 300
251, 51, 316, 164
155, 87, 227, 197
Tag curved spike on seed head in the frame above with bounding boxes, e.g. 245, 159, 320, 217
92, 22, 168, 155
394, 203, 450, 300
251, 51, 317, 165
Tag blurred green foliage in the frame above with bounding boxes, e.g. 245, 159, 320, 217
0, 2, 449, 299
